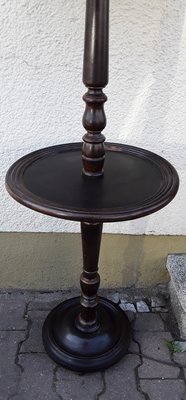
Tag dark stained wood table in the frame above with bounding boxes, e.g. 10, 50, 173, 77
6, 0, 179, 372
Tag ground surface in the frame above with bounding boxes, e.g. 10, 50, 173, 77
0, 290, 186, 400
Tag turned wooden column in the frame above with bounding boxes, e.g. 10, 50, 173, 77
82, 0, 109, 177
76, 222, 103, 332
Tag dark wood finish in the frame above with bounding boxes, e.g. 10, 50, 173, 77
42, 219, 131, 372
82, 0, 109, 177
83, 0, 109, 87
76, 222, 102, 333
5, 143, 179, 223
5, 0, 179, 373
42, 296, 131, 372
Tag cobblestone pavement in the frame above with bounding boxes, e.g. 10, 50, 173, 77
0, 290, 186, 400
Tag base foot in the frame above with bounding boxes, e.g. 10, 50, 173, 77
42, 297, 131, 372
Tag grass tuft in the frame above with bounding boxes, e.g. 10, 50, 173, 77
166, 340, 182, 354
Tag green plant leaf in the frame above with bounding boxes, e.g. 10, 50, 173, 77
166, 340, 182, 354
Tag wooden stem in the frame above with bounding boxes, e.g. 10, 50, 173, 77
76, 222, 103, 333
82, 0, 109, 177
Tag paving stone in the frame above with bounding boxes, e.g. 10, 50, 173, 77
183, 369, 186, 380
140, 379, 186, 400
119, 302, 136, 313
0, 331, 25, 400
12, 354, 58, 400
119, 294, 129, 302
1, 291, 185, 400
129, 340, 140, 353
134, 313, 165, 331
100, 355, 145, 400
134, 332, 173, 362
125, 310, 136, 322
160, 312, 169, 322
136, 301, 150, 313
136, 332, 180, 379
28, 299, 61, 311
174, 352, 186, 367
152, 307, 168, 313
56, 367, 103, 400
182, 390, 186, 400
20, 310, 49, 353
28, 291, 77, 310
173, 341, 186, 352
151, 295, 167, 309
107, 292, 120, 304
0, 299, 27, 330
138, 359, 180, 379
0, 292, 32, 300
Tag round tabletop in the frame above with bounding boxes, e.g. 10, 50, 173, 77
6, 142, 179, 223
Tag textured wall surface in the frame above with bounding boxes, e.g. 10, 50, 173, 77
1, 0, 186, 234
1, 232, 186, 289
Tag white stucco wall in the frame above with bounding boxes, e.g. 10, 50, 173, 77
1, 0, 186, 234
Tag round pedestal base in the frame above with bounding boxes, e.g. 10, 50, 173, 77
42, 297, 131, 372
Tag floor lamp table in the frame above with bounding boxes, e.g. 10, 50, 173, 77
6, 0, 179, 372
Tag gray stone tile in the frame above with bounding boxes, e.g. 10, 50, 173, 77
151, 295, 167, 309
1, 291, 185, 400
119, 293, 129, 303
181, 390, 186, 400
174, 352, 186, 367
12, 354, 58, 400
20, 310, 49, 353
134, 331, 173, 362
107, 292, 120, 304
134, 313, 165, 332
0, 331, 25, 400
120, 302, 136, 313
152, 307, 168, 313
140, 380, 185, 400
100, 355, 145, 399
136, 301, 150, 313
138, 359, 180, 379
28, 299, 61, 311
129, 340, 140, 353
28, 291, 76, 310
56, 367, 103, 400
160, 312, 168, 322
125, 310, 136, 322
183, 368, 186, 379
0, 299, 27, 330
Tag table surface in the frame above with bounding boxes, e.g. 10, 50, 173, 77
6, 142, 179, 223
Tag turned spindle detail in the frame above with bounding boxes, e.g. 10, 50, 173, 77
82, 0, 109, 177
82, 89, 107, 177
76, 222, 102, 333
